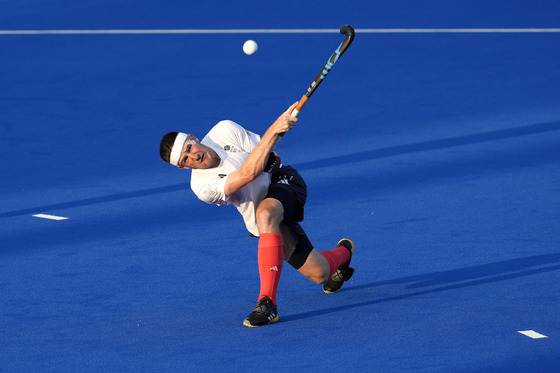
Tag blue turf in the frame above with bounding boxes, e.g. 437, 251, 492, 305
1, 1, 560, 372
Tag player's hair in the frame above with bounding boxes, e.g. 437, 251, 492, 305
159, 131, 179, 163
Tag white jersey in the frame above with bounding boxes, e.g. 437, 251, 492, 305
190, 120, 271, 236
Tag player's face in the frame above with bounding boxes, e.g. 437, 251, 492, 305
177, 139, 219, 170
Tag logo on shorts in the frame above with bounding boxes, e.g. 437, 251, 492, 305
276, 175, 293, 185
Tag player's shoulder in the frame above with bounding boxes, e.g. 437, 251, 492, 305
212, 119, 243, 133
208, 120, 251, 143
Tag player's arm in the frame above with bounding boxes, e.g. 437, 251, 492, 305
224, 102, 298, 197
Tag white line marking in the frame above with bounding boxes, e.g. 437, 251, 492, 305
0, 28, 559, 35
359, 28, 560, 33
32, 213, 68, 220
518, 330, 548, 339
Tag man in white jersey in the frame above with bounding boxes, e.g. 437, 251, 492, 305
159, 102, 355, 327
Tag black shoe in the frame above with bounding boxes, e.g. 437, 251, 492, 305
243, 296, 279, 327
323, 238, 355, 294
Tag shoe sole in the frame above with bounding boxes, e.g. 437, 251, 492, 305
323, 286, 340, 294
243, 315, 279, 327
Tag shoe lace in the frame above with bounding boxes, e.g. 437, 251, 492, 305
331, 268, 347, 282
254, 298, 273, 313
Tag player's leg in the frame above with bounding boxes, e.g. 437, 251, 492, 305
281, 221, 354, 290
296, 248, 331, 284
243, 168, 305, 327
296, 240, 354, 290
263, 166, 354, 290
243, 197, 284, 327
255, 198, 284, 303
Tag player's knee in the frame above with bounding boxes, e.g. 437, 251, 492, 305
256, 207, 272, 228
318, 268, 330, 284
309, 270, 329, 285
313, 273, 329, 284
298, 249, 331, 284
304, 266, 330, 284
256, 201, 283, 230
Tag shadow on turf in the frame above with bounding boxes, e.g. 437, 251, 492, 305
281, 253, 560, 323
2, 120, 558, 219
0, 184, 186, 218
293, 120, 560, 171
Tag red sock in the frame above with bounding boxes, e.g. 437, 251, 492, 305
320, 244, 351, 277
258, 233, 283, 304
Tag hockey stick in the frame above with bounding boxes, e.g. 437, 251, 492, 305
280, 25, 354, 136
280, 24, 354, 137
293, 25, 354, 116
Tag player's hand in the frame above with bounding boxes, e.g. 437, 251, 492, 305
274, 102, 299, 135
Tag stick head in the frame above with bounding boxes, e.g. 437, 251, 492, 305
340, 25, 355, 39
338, 25, 355, 53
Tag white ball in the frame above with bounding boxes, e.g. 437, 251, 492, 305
243, 40, 258, 55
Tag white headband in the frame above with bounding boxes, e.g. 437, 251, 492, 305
169, 132, 188, 166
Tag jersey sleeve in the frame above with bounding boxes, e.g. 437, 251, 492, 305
191, 175, 230, 205
212, 120, 261, 153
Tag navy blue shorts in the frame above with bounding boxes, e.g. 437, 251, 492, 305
264, 165, 314, 269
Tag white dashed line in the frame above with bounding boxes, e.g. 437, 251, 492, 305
32, 214, 68, 220
518, 330, 548, 339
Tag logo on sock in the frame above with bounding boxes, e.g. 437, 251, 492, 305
269, 266, 279, 272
